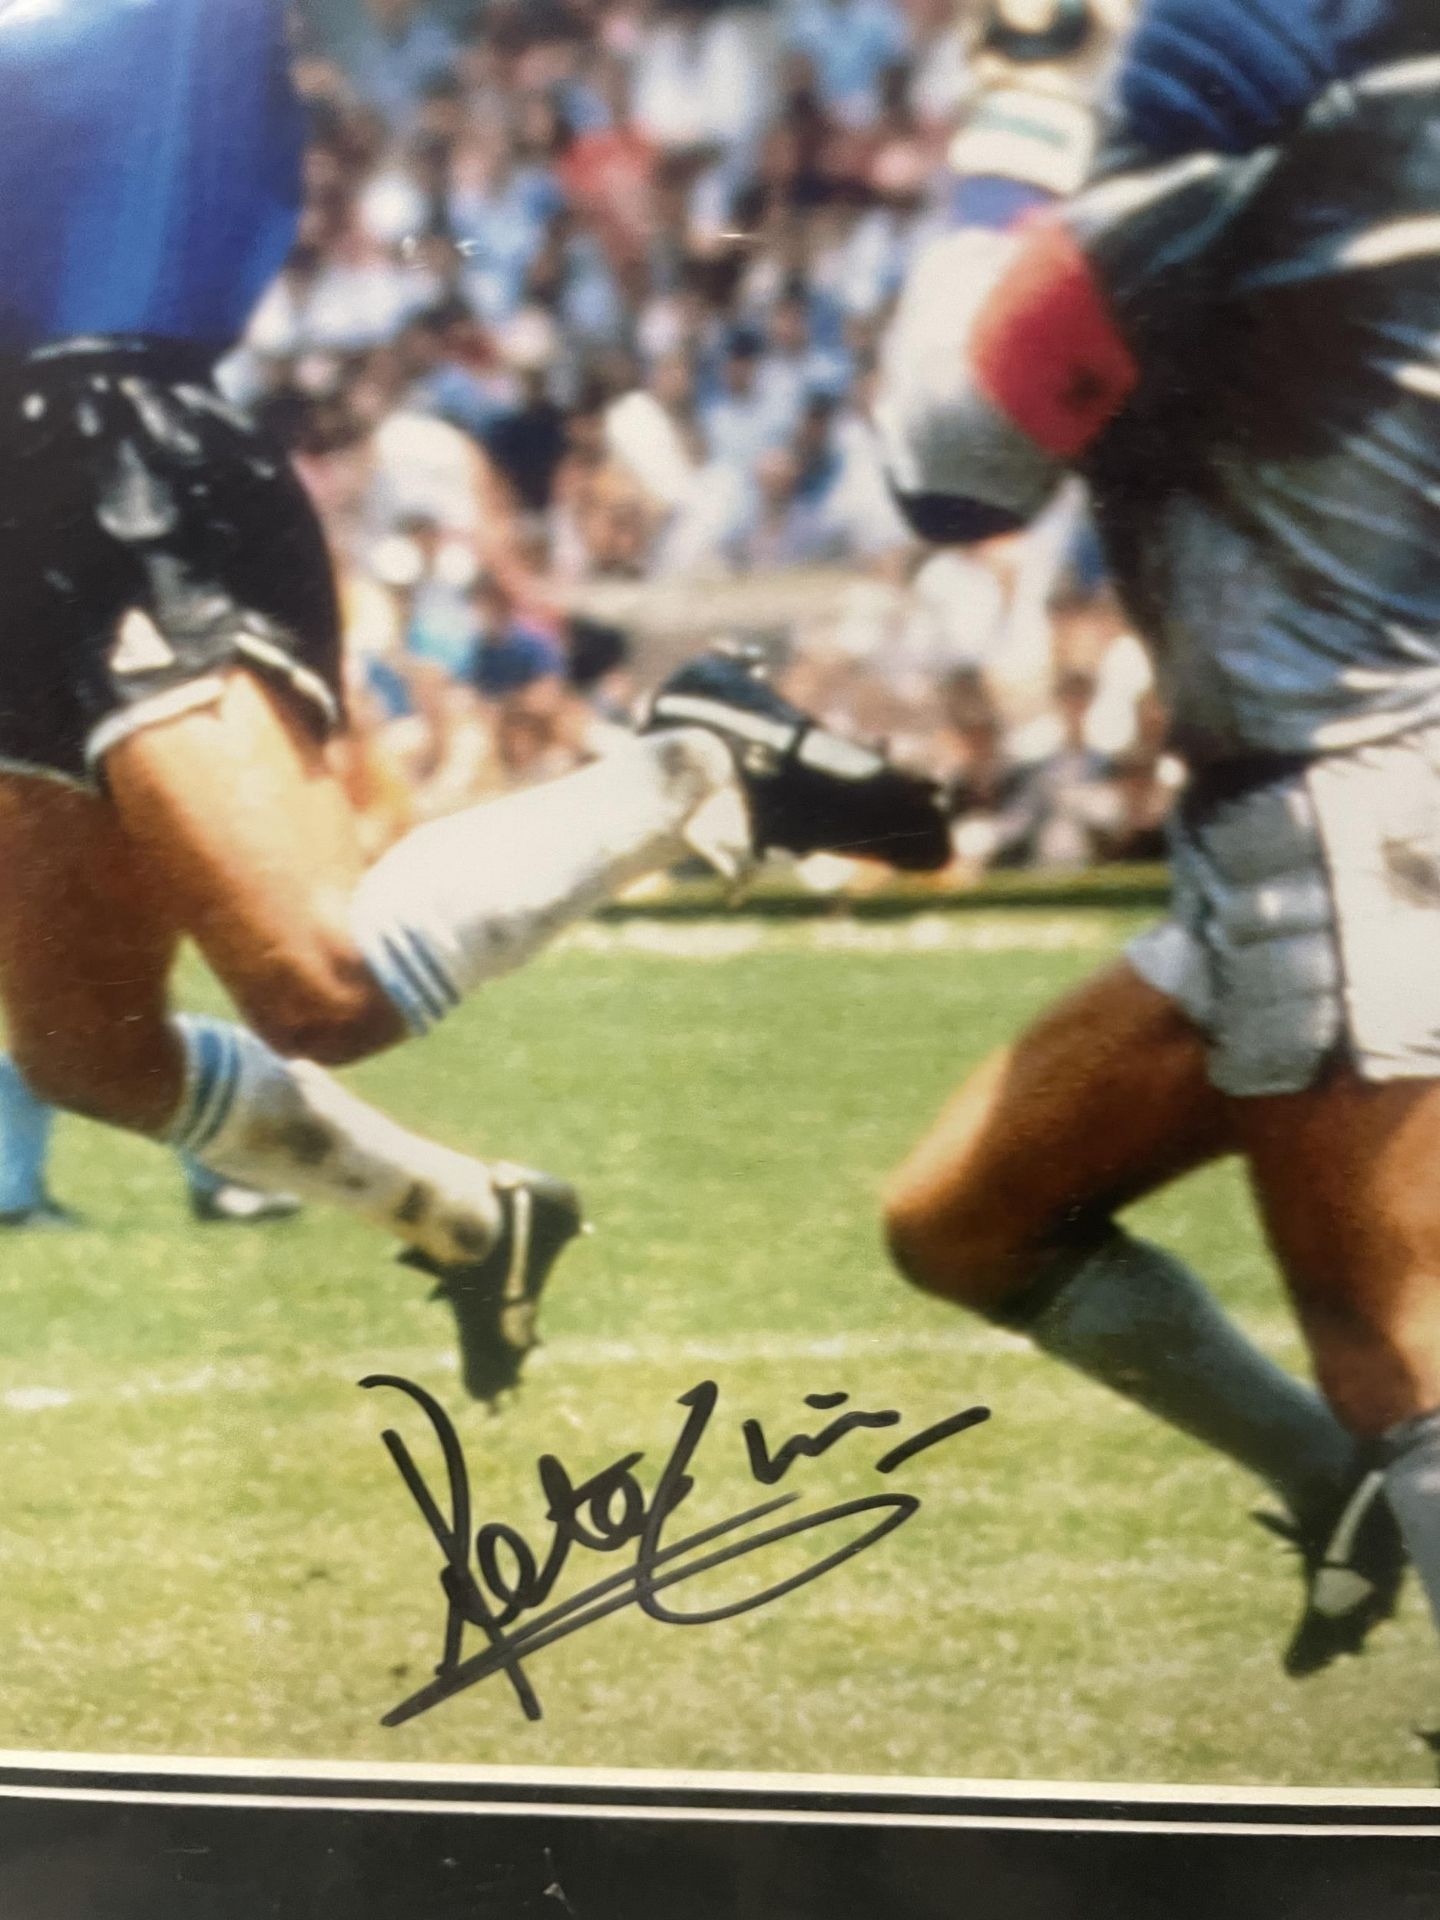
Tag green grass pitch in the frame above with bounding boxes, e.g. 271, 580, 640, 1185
0, 907, 1433, 1789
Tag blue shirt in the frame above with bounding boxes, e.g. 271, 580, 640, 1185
0, 0, 303, 355
783, 0, 908, 122
950, 176, 1055, 232
1075, 58, 1440, 763
472, 623, 566, 698
337, 9, 456, 127
452, 175, 554, 323
1113, 0, 1417, 160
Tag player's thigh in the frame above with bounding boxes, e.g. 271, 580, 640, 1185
884, 959, 1234, 1308
0, 775, 181, 1129
1238, 1071, 1440, 1433
102, 667, 402, 1059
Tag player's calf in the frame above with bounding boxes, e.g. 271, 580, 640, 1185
887, 1133, 1361, 1539
880, 975, 1359, 1542
10, 1012, 184, 1138
164, 1015, 503, 1269
159, 1015, 583, 1401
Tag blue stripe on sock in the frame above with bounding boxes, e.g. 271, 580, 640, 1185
379, 934, 447, 1030
373, 968, 433, 1037
193, 1025, 236, 1150
177, 1024, 221, 1152
398, 925, 460, 1012
188, 1028, 221, 1147
169, 1020, 248, 1156
196, 1027, 242, 1151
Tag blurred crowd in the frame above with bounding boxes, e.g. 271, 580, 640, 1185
233, 0, 1174, 879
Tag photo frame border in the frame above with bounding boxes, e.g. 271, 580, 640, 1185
1, 1752, 1438, 1916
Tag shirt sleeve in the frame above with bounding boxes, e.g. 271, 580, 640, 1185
1111, 0, 1399, 160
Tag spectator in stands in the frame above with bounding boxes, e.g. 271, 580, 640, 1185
1094, 688, 1183, 862
822, 357, 915, 558
904, 0, 978, 135
731, 444, 850, 570
470, 573, 563, 681
394, 300, 512, 437
449, 123, 561, 322
483, 311, 572, 511
754, 56, 842, 213
337, 0, 459, 130
630, 0, 776, 165
383, 511, 479, 677
755, 284, 852, 433
557, 53, 659, 271
358, 124, 457, 253
783, 0, 911, 130
1025, 668, 1121, 869
791, 392, 844, 506
943, 670, 1038, 874
566, 615, 636, 725
239, 162, 422, 370
467, 573, 577, 780
701, 325, 792, 469
1099, 750, 1174, 863
220, 0, 1152, 874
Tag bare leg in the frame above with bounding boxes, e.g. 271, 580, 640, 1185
1239, 1072, 1440, 1638
4, 668, 737, 1262
0, 775, 184, 1131
885, 962, 1233, 1307
103, 668, 404, 1064
0, 774, 497, 1265
103, 667, 738, 1056
1239, 1074, 1440, 1437
884, 963, 1357, 1521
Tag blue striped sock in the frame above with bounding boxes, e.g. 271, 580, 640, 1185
165, 1017, 249, 1156
354, 920, 462, 1038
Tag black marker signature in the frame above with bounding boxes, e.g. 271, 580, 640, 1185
359, 1375, 989, 1726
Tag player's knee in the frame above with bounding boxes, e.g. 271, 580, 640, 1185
232, 934, 401, 1066
882, 1175, 1033, 1311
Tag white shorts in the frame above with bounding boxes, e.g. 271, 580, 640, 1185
1128, 728, 1440, 1097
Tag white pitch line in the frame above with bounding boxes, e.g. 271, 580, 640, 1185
0, 1317, 1308, 1416
561, 914, 1117, 961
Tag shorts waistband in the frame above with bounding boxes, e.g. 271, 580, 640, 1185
1181, 752, 1315, 821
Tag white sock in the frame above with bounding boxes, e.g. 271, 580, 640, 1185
164, 1016, 501, 1265
350, 729, 741, 1033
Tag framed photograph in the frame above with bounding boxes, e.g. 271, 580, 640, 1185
1, 0, 1439, 1911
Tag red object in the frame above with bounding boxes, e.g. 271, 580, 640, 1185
970, 217, 1139, 459
558, 129, 657, 269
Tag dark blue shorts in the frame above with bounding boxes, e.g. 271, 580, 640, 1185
0, 338, 342, 787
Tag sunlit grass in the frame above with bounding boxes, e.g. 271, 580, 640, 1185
0, 918, 1432, 1787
